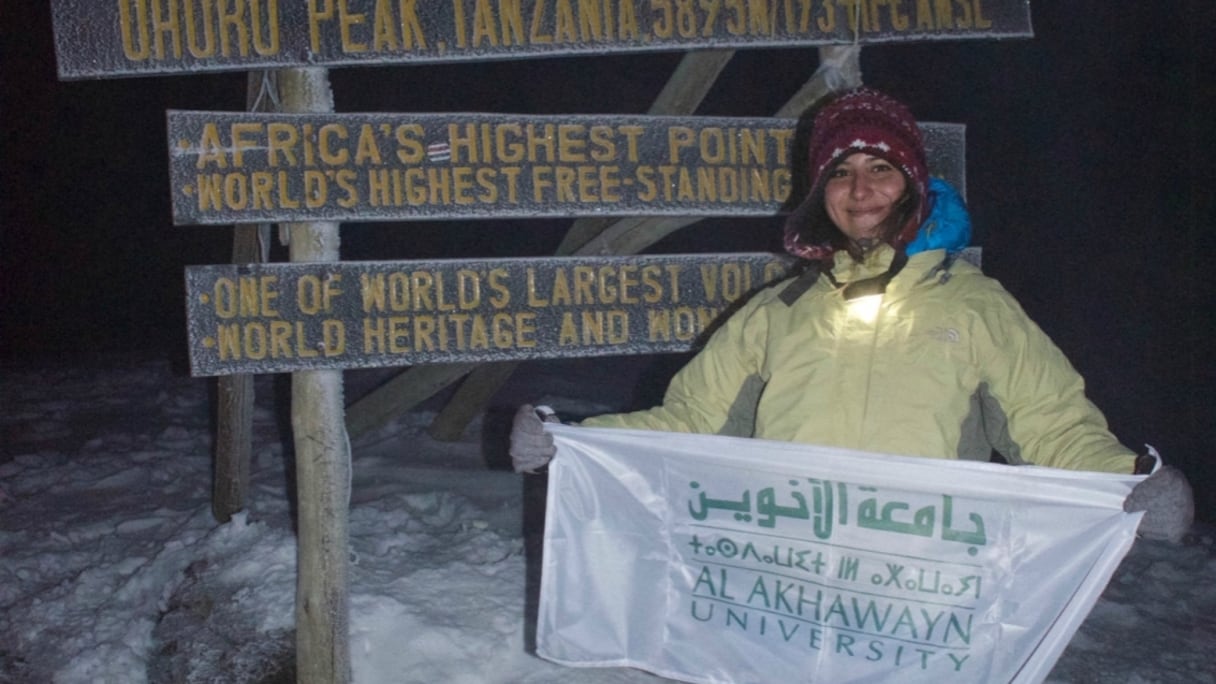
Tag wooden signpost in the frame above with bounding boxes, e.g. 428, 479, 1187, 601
53, 0, 1031, 79
168, 111, 800, 224
50, 0, 1029, 680
185, 253, 796, 374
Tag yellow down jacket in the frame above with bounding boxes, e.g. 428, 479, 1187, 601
581, 246, 1136, 474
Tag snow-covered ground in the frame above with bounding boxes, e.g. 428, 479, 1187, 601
1, 355, 1213, 684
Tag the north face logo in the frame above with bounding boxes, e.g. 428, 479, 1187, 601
928, 326, 961, 343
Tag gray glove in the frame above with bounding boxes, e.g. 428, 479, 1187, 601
509, 404, 559, 474
1124, 466, 1194, 543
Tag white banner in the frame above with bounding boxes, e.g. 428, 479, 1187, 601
537, 425, 1143, 684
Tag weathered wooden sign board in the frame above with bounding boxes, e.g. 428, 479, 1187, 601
54, 0, 1032, 79
186, 252, 795, 375
168, 111, 965, 224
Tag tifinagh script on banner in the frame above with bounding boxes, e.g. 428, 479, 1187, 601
538, 426, 1142, 683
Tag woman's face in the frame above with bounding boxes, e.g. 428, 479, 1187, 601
823, 153, 909, 250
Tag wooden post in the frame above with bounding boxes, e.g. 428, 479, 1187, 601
213, 71, 278, 523
213, 369, 252, 522
279, 67, 352, 684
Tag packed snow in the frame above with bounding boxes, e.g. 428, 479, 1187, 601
1, 355, 1213, 683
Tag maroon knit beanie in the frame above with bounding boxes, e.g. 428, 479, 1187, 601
783, 88, 930, 261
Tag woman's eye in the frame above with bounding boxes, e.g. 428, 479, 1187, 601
829, 167, 850, 179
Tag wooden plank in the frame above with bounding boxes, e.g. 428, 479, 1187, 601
427, 361, 520, 441
556, 49, 735, 256
346, 362, 479, 438
52, 0, 1033, 79
185, 253, 796, 376
167, 111, 800, 225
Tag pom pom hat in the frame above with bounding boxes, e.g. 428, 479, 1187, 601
784, 88, 931, 261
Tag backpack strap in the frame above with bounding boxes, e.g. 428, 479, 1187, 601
778, 261, 825, 306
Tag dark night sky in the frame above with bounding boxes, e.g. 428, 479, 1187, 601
2, 2, 1213, 520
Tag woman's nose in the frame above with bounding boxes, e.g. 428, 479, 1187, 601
850, 175, 872, 198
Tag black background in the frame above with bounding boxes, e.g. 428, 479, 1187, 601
3, 2, 1213, 522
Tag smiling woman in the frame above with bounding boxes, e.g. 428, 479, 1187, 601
783, 88, 930, 264
822, 153, 909, 251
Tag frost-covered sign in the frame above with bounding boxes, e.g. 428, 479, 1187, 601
538, 425, 1141, 684
184, 253, 794, 375
53, 0, 1033, 79
167, 111, 965, 225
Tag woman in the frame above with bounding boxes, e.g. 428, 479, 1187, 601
510, 88, 1193, 541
